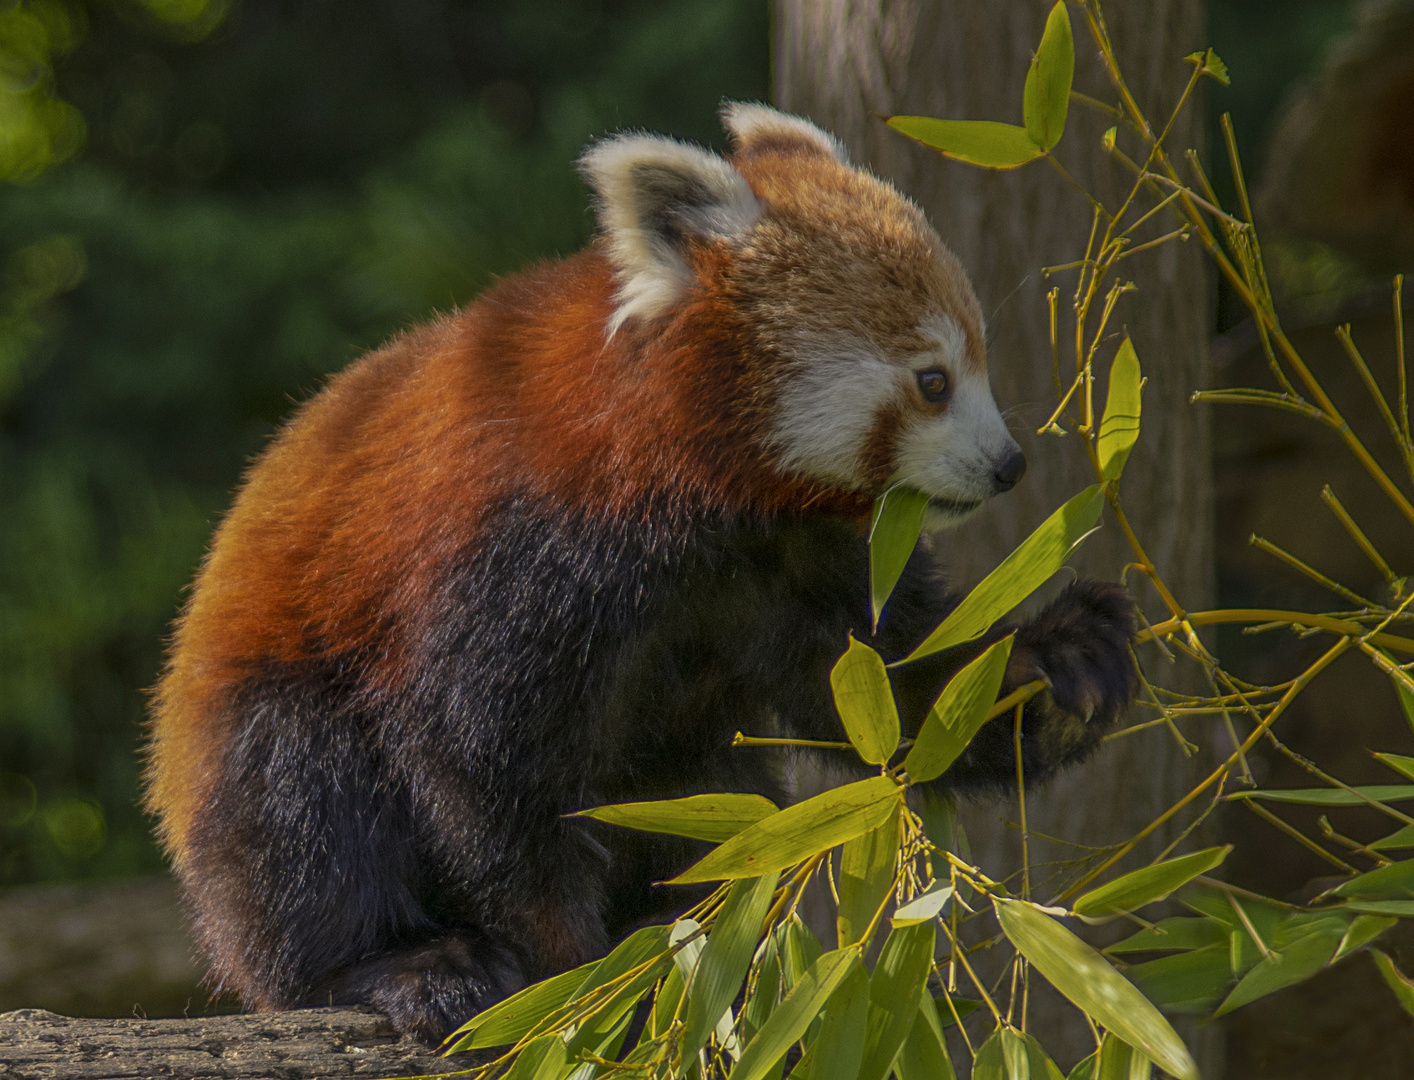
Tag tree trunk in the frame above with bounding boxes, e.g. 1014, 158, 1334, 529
774, 0, 1216, 1070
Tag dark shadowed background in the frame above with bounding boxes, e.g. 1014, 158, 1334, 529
1, 0, 1411, 1074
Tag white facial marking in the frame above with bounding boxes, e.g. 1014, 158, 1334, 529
767, 331, 904, 487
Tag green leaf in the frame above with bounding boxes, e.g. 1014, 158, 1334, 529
859, 923, 937, 1080
1347, 900, 1414, 916
1370, 824, 1414, 851
894, 995, 956, 1080
1094, 1033, 1150, 1080
886, 117, 1044, 170
728, 948, 863, 1080
1214, 926, 1342, 1016
670, 776, 903, 885
1022, 1, 1074, 151
831, 637, 901, 766
933, 995, 982, 1028
1335, 915, 1397, 962
1394, 675, 1414, 736
683, 873, 780, 1060
575, 793, 780, 843
650, 960, 686, 1040
1325, 859, 1414, 900
916, 789, 957, 882
1073, 846, 1231, 922
444, 958, 597, 1051
1123, 945, 1232, 1013
1096, 338, 1142, 482
972, 1030, 1006, 1080
994, 899, 1197, 1080
1226, 785, 1414, 806
1185, 47, 1230, 86
904, 636, 1014, 784
574, 925, 672, 1001
904, 485, 1105, 662
869, 486, 930, 631
1001, 1027, 1031, 1080
1107, 916, 1229, 955
741, 933, 782, 1044
1021, 1032, 1066, 1080
892, 884, 955, 927
1067, 1052, 1097, 1080
780, 917, 823, 989
838, 813, 900, 948
1375, 752, 1414, 781
1371, 949, 1414, 1018
789, 963, 870, 1080
500, 1033, 567, 1080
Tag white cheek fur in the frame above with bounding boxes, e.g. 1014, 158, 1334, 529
893, 371, 1017, 511
766, 340, 904, 487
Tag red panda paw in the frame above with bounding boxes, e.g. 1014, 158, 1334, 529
323, 934, 526, 1046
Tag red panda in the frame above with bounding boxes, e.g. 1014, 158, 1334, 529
145, 104, 1137, 1043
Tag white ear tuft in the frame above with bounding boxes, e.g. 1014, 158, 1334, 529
720, 102, 848, 163
579, 134, 759, 335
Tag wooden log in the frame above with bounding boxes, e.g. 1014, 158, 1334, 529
0, 1006, 471, 1079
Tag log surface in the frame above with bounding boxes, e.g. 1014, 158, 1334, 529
0, 1006, 466, 1080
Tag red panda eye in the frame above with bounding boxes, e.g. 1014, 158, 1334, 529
917, 368, 950, 403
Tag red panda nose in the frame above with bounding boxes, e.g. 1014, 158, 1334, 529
992, 447, 1027, 492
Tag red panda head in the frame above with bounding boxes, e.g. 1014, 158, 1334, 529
579, 104, 1025, 526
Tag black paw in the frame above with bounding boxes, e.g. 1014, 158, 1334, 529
323, 934, 526, 1046
1011, 579, 1139, 730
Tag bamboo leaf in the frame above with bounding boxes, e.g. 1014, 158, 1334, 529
1001, 1027, 1031, 1080
1374, 752, 1414, 781
1226, 785, 1414, 806
1184, 47, 1230, 86
780, 917, 823, 989
1072, 846, 1231, 922
892, 884, 955, 927
886, 117, 1044, 169
994, 899, 1197, 1080
1370, 824, 1414, 851
683, 873, 780, 1060
444, 958, 597, 1052
1334, 915, 1397, 962
575, 793, 779, 843
500, 1033, 567, 1080
893, 994, 957, 1080
1394, 675, 1414, 736
972, 1030, 1006, 1080
788, 964, 870, 1080
1325, 858, 1414, 900
1214, 926, 1342, 1016
1371, 949, 1414, 1018
1107, 916, 1228, 955
670, 776, 903, 885
859, 923, 937, 1080
838, 814, 900, 948
1347, 899, 1414, 916
741, 933, 782, 1045
830, 637, 901, 766
1022, 1032, 1066, 1080
1023, 0, 1074, 151
1123, 945, 1232, 1013
905, 485, 1104, 662
1097, 337, 1142, 482
728, 949, 863, 1080
869, 486, 930, 631
904, 636, 1014, 783
1094, 1033, 1150, 1080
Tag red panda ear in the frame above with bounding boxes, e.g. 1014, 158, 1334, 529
720, 102, 848, 163
579, 135, 759, 335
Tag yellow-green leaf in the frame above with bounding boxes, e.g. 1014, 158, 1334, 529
886, 117, 1044, 170
831, 637, 901, 766
1021, 1032, 1066, 1080
1023, 1, 1073, 151
443, 960, 594, 1052
1000, 1028, 1031, 1080
1124, 945, 1232, 1013
1226, 785, 1414, 806
1214, 926, 1342, 1016
1394, 674, 1414, 736
1185, 47, 1230, 86
892, 884, 955, 927
1094, 1034, 1150, 1080
670, 776, 903, 885
1107, 916, 1228, 955
729, 948, 863, 1080
869, 486, 930, 631
1097, 338, 1142, 482
1375, 752, 1414, 781
838, 813, 900, 948
1072, 846, 1231, 922
904, 636, 1013, 784
792, 963, 871, 1080
972, 1030, 1006, 1080
683, 873, 780, 1060
1371, 949, 1414, 1018
994, 899, 1197, 1080
859, 924, 936, 1080
1335, 915, 1397, 962
904, 486, 1104, 662
1325, 858, 1414, 900
893, 994, 957, 1080
574, 793, 779, 843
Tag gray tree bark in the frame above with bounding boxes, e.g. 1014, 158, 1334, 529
774, 0, 1216, 1071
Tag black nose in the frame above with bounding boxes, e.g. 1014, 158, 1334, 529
992, 447, 1027, 492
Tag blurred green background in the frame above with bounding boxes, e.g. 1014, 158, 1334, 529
0, 0, 1373, 888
